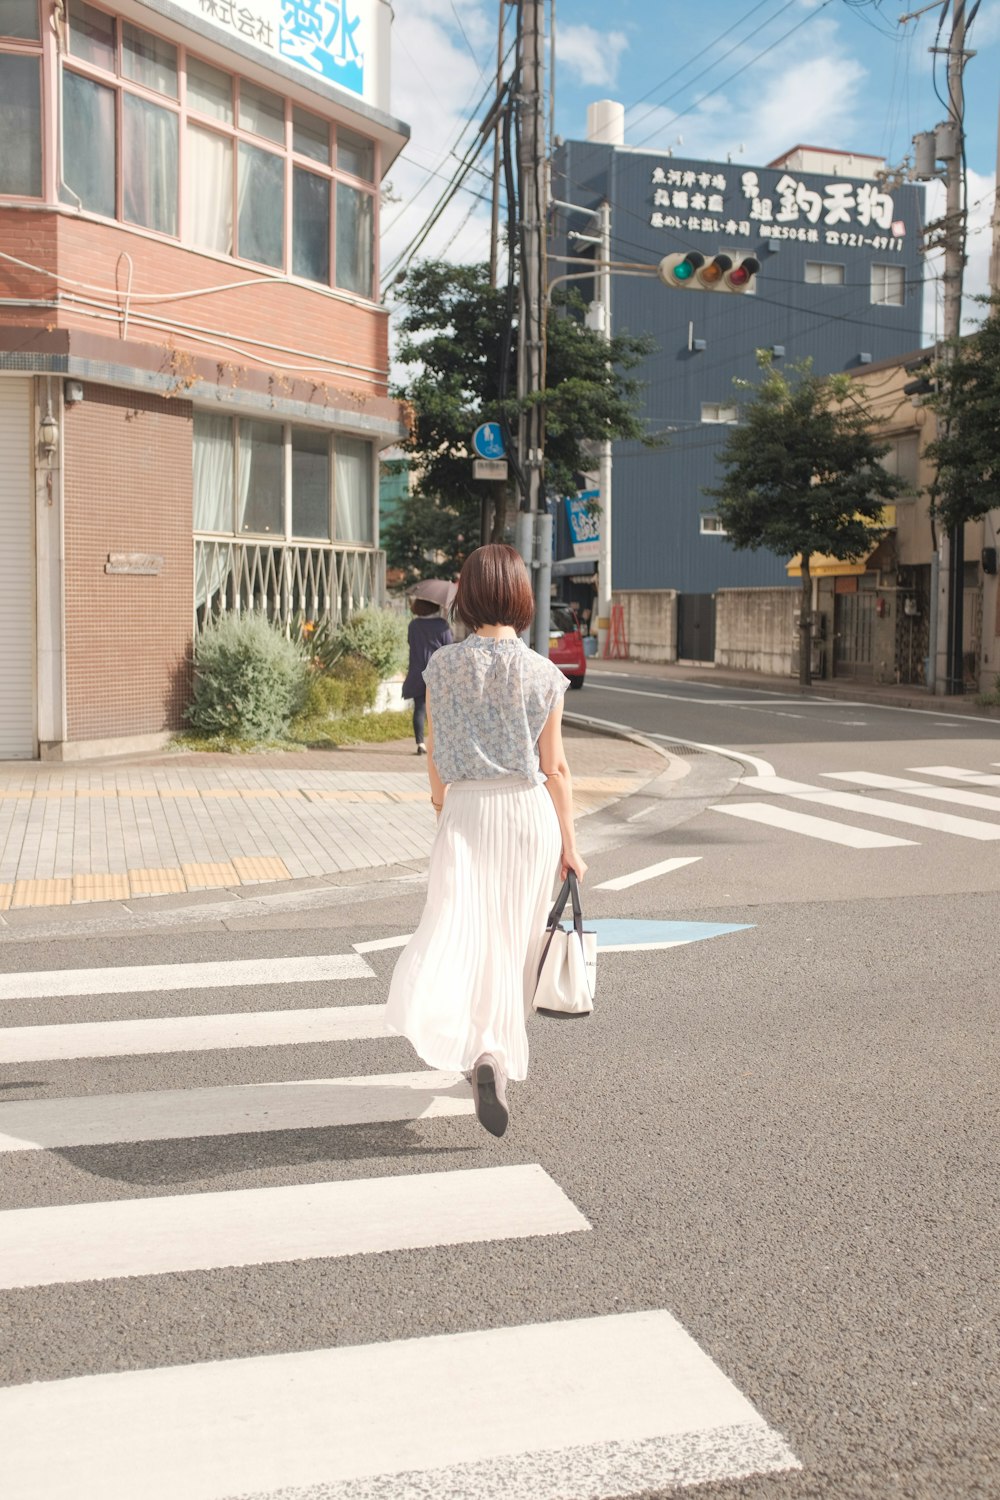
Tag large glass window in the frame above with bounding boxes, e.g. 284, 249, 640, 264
63, 70, 116, 218
293, 168, 330, 284
0, 0, 39, 39
0, 54, 41, 195
50, 13, 377, 293
238, 143, 284, 267
336, 183, 373, 298
292, 428, 331, 538
239, 421, 284, 535
194, 414, 235, 532
187, 55, 232, 122
121, 21, 177, 97
195, 418, 373, 547
186, 124, 233, 254
871, 263, 905, 307
335, 436, 373, 544
124, 94, 178, 234
67, 0, 115, 69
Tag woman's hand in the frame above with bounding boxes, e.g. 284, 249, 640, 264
561, 844, 588, 882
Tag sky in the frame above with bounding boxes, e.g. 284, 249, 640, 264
383, 0, 1000, 337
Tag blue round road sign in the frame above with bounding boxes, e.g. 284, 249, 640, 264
473, 422, 505, 459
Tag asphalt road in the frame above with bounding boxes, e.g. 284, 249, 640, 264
1, 676, 998, 1499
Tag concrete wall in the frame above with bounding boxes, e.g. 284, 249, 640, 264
613, 590, 677, 663
715, 588, 798, 676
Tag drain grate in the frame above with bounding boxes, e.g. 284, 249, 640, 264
659, 742, 708, 756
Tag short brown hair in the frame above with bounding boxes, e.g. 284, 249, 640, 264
455, 544, 534, 634
410, 597, 440, 617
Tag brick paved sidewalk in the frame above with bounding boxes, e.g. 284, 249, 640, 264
0, 727, 664, 914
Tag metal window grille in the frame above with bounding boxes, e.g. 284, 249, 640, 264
194, 537, 385, 632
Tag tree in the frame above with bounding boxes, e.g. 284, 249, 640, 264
385, 260, 656, 584
704, 356, 905, 686
925, 295, 1000, 532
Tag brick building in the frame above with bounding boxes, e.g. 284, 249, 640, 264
0, 0, 408, 758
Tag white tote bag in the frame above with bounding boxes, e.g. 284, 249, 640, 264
533, 873, 596, 1017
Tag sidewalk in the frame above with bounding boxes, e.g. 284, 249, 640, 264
0, 726, 665, 920
592, 658, 1000, 719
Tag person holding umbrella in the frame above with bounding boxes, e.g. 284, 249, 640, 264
402, 579, 455, 754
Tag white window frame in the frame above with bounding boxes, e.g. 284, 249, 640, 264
701, 402, 738, 425
805, 261, 845, 286
870, 262, 905, 307
700, 514, 729, 536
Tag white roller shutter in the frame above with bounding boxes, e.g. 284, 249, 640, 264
0, 379, 35, 758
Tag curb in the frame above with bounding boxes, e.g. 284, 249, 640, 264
563, 711, 686, 774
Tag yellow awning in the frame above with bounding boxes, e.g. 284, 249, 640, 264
786, 506, 895, 578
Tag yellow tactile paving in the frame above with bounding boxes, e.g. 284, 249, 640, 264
128, 867, 187, 897
232, 856, 292, 883
182, 861, 240, 889
201, 789, 246, 798
72, 873, 131, 902
0, 884, 12, 911
387, 790, 431, 802
307, 789, 392, 803
11, 878, 74, 907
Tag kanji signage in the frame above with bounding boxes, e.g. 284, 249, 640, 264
166, 0, 382, 104
647, 163, 908, 254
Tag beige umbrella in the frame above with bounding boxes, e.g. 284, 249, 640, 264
409, 579, 458, 610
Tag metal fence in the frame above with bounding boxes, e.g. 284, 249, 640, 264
194, 538, 385, 632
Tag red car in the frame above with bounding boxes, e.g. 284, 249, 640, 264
548, 604, 586, 689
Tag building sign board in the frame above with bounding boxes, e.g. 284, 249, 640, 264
566, 490, 600, 560
105, 553, 165, 575
168, 0, 378, 102
647, 164, 907, 255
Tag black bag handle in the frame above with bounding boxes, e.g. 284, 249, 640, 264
546, 871, 584, 938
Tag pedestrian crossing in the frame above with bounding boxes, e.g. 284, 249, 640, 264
711, 759, 1000, 851
0, 941, 799, 1498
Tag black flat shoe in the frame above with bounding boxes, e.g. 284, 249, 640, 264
471, 1054, 509, 1138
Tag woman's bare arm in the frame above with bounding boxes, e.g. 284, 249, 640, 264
425, 697, 447, 816
538, 699, 587, 881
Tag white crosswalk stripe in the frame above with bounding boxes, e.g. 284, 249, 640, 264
821, 771, 1000, 813
0, 944, 798, 1497
0, 1165, 589, 1291
907, 764, 1000, 787
0, 1005, 391, 1063
0, 1311, 799, 1500
711, 801, 915, 848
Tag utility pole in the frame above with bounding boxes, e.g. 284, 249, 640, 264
488, 0, 505, 289
990, 89, 1000, 296
594, 200, 613, 659
513, 0, 550, 652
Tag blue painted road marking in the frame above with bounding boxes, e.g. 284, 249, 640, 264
587, 919, 753, 952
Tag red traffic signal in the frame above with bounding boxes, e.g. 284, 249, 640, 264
657, 251, 760, 294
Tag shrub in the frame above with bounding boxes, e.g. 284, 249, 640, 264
187, 613, 309, 740
289, 614, 345, 674
338, 607, 408, 680
328, 652, 380, 711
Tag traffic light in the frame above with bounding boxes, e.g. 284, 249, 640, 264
657, 251, 760, 293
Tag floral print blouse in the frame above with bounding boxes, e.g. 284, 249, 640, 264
423, 635, 569, 784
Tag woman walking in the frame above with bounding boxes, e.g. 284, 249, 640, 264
385, 544, 587, 1137
402, 586, 454, 754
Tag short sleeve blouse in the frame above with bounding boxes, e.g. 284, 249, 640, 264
423, 635, 569, 784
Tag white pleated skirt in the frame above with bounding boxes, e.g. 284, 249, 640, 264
384, 776, 562, 1082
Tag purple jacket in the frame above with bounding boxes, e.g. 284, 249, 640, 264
402, 616, 453, 699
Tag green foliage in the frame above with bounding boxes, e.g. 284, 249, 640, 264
704, 355, 906, 686
337, 608, 408, 679
291, 653, 380, 736
926, 296, 1000, 532
187, 613, 309, 740
292, 710, 414, 746
289, 613, 345, 673
705, 356, 905, 563
385, 261, 658, 582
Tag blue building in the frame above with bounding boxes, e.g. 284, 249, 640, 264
550, 125, 925, 655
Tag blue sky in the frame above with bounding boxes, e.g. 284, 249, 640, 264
385, 0, 999, 327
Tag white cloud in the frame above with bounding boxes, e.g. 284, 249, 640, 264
557, 24, 628, 89
623, 14, 868, 167
922, 167, 997, 339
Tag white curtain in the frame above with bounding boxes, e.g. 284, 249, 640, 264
124, 94, 177, 235
193, 414, 235, 610
335, 436, 373, 544
186, 124, 232, 254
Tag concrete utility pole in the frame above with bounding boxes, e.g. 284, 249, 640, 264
990, 90, 1000, 296
938, 0, 971, 695
594, 200, 613, 659
513, 0, 551, 653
